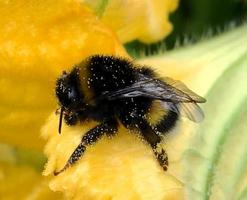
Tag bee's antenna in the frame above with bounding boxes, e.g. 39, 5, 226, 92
58, 107, 64, 134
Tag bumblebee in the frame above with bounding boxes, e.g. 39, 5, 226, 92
54, 55, 206, 175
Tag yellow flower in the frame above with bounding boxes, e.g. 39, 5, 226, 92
83, 0, 179, 43
1, 0, 247, 199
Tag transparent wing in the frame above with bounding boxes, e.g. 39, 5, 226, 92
99, 73, 205, 122
161, 101, 205, 123
102, 73, 206, 104
160, 76, 206, 103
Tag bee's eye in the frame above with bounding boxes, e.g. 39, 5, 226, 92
56, 76, 83, 110
62, 87, 78, 105
67, 87, 76, 100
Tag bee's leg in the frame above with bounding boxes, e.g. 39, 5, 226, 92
137, 120, 169, 171
54, 119, 118, 175
153, 144, 169, 171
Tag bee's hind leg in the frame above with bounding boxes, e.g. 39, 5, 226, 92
153, 144, 169, 171
137, 120, 169, 171
54, 118, 118, 175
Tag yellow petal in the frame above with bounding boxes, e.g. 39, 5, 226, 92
83, 0, 179, 43
0, 162, 64, 199
42, 115, 184, 199
0, 0, 126, 150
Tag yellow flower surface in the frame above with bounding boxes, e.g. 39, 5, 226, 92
83, 0, 179, 43
0, 162, 64, 200
0, 0, 126, 151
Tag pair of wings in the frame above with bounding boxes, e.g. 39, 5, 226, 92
100, 73, 206, 123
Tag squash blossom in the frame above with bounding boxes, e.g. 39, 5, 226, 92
82, 0, 179, 43
0, 0, 247, 200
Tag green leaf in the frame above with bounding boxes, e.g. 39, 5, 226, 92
183, 28, 247, 200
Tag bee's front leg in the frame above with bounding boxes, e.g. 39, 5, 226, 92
54, 118, 118, 175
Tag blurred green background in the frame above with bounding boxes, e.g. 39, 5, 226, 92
126, 0, 247, 56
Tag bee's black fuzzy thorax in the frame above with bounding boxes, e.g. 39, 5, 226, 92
86, 55, 137, 95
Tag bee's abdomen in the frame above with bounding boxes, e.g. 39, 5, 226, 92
154, 111, 178, 133
146, 100, 178, 134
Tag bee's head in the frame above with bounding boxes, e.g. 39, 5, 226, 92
55, 70, 84, 111
55, 69, 85, 133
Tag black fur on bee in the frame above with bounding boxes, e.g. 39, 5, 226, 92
54, 55, 206, 175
